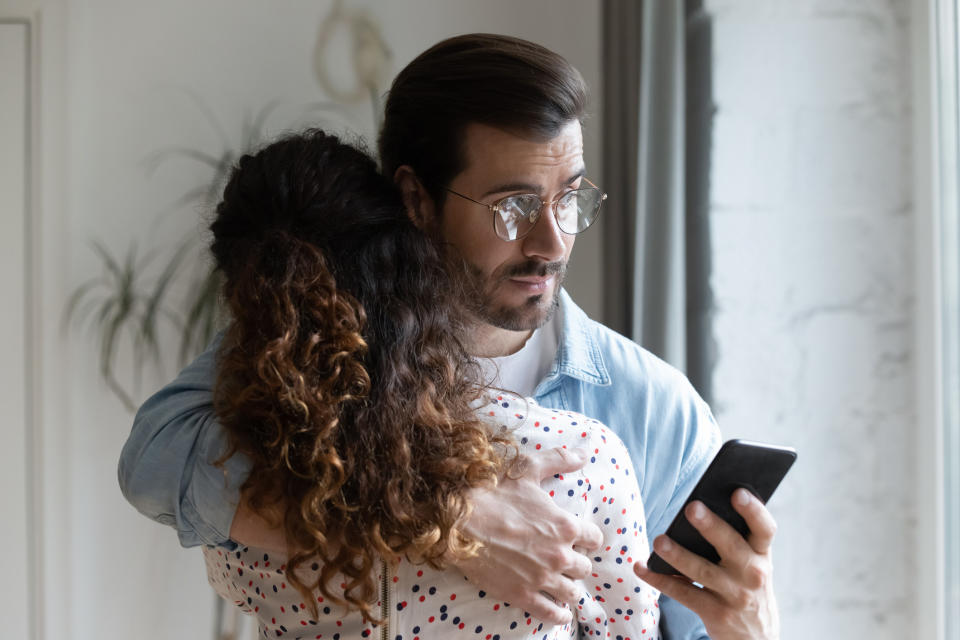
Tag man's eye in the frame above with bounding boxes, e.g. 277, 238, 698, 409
503, 194, 541, 217
557, 192, 578, 209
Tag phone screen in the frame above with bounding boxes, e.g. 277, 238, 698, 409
647, 439, 797, 575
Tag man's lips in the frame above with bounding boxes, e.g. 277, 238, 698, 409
508, 275, 555, 292
510, 275, 553, 284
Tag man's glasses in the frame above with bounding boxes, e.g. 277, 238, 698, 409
445, 178, 607, 241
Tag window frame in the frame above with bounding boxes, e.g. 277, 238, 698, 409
915, 0, 960, 637
937, 1, 960, 633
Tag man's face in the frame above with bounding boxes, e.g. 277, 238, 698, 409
437, 121, 584, 332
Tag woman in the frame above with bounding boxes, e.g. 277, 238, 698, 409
203, 129, 660, 639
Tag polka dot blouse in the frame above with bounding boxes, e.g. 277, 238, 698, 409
204, 392, 661, 639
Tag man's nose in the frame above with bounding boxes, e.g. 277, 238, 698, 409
521, 205, 568, 262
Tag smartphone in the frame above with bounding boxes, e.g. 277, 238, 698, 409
647, 439, 797, 575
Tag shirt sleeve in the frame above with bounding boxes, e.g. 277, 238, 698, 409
117, 332, 250, 548
655, 394, 721, 640
659, 596, 713, 640
646, 395, 719, 640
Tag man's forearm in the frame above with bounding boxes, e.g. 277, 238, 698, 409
118, 333, 248, 547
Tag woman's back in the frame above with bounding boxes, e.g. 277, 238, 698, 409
205, 393, 661, 639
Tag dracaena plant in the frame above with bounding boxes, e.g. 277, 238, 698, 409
65, 98, 361, 410
66, 2, 391, 412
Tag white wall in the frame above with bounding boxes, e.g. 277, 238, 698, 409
706, 1, 915, 637
47, 2, 603, 639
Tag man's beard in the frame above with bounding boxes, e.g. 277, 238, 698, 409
448, 253, 567, 332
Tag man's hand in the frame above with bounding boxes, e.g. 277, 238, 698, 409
454, 447, 604, 626
634, 488, 780, 640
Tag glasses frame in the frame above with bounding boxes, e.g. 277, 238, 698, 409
445, 177, 607, 242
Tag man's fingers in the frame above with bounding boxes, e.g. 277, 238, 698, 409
650, 534, 740, 596
543, 575, 582, 608
562, 548, 593, 580
634, 560, 721, 619
518, 591, 573, 626
571, 519, 603, 551
731, 488, 778, 554
528, 446, 588, 482
684, 500, 754, 570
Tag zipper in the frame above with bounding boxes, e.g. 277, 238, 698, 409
380, 559, 390, 640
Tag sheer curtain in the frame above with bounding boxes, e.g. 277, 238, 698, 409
600, 0, 714, 402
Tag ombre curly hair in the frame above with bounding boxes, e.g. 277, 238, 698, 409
209, 129, 512, 621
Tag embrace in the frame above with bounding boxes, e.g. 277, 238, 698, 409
120, 34, 780, 640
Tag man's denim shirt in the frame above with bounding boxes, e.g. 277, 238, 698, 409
118, 289, 720, 640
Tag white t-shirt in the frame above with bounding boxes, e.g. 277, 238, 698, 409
478, 307, 562, 397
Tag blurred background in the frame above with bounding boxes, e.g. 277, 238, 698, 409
1, 0, 957, 638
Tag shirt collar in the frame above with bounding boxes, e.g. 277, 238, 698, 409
541, 289, 611, 389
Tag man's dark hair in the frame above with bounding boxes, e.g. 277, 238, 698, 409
377, 33, 588, 205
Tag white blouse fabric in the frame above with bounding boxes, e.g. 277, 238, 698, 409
204, 393, 661, 640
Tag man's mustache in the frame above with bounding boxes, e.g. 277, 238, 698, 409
501, 260, 566, 280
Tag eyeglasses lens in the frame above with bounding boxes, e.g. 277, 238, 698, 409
493, 188, 603, 240
495, 194, 540, 240
569, 188, 603, 233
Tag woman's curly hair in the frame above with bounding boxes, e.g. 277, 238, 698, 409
209, 129, 512, 621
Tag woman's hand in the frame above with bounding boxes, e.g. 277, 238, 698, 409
453, 447, 604, 625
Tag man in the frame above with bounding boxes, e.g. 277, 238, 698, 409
119, 34, 780, 639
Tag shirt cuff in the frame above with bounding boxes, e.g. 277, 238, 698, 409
179, 420, 253, 549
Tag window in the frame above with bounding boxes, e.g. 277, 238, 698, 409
934, 0, 960, 635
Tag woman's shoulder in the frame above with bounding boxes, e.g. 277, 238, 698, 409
478, 391, 623, 454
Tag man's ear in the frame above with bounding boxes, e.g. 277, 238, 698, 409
394, 165, 436, 230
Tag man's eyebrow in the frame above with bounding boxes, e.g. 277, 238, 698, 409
479, 168, 587, 199
480, 181, 539, 198
564, 168, 587, 185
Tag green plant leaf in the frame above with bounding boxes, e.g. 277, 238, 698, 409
90, 240, 124, 281
181, 87, 231, 150
204, 151, 236, 207
143, 146, 224, 177
72, 81, 381, 413
139, 240, 193, 369
164, 185, 215, 215
247, 101, 282, 147
302, 100, 355, 119
178, 267, 223, 366
62, 277, 108, 334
